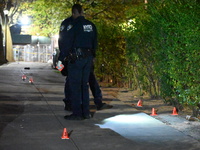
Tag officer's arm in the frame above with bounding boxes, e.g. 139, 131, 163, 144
58, 22, 65, 62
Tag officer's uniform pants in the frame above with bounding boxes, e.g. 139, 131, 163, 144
68, 56, 93, 116
64, 62, 103, 108
89, 70, 103, 106
63, 77, 70, 105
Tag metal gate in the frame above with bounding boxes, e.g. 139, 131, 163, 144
13, 44, 53, 63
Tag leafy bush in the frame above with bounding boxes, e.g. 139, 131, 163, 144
124, 0, 200, 116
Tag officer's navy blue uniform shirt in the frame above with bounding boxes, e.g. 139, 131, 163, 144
58, 16, 97, 61
58, 17, 74, 61
72, 16, 97, 53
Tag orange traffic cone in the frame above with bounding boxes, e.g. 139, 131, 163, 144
137, 99, 143, 107
29, 77, 33, 83
150, 108, 157, 116
22, 74, 26, 80
61, 128, 69, 139
172, 107, 178, 115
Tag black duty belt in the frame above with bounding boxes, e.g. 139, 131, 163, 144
66, 48, 93, 63
74, 48, 92, 58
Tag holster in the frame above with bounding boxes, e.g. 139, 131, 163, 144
68, 48, 92, 63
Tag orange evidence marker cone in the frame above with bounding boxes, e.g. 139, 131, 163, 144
172, 107, 178, 115
29, 77, 33, 83
137, 99, 143, 107
61, 128, 69, 139
22, 74, 26, 80
150, 108, 158, 116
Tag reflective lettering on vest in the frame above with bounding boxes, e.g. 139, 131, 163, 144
83, 25, 93, 32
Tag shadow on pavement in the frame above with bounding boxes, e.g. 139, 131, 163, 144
0, 95, 25, 137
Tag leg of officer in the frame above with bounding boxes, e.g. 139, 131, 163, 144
63, 77, 71, 111
67, 61, 83, 119
89, 67, 113, 110
65, 56, 92, 120
82, 56, 93, 118
89, 71, 102, 106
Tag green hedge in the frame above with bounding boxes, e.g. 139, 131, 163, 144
124, 0, 200, 116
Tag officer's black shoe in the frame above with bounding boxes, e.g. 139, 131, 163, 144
97, 103, 113, 110
64, 114, 84, 120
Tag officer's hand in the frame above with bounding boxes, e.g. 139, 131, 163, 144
56, 61, 64, 71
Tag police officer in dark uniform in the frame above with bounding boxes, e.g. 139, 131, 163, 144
58, 16, 73, 111
58, 5, 112, 114
58, 4, 97, 120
